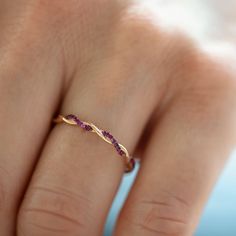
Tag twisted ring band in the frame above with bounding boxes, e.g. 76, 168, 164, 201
53, 114, 135, 173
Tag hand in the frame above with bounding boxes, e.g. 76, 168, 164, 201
0, 1, 235, 235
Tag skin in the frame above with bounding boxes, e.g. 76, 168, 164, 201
0, 0, 235, 235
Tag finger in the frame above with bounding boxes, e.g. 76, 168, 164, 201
114, 61, 236, 236
17, 44, 160, 235
16, 9, 183, 234
0, 12, 63, 236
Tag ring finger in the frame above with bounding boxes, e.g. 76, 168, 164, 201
17, 50, 158, 235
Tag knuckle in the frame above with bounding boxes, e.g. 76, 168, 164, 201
118, 13, 160, 50
173, 53, 236, 128
117, 6, 194, 71
0, 2, 63, 79
89, 14, 168, 107
116, 8, 170, 67
126, 193, 191, 236
18, 185, 93, 235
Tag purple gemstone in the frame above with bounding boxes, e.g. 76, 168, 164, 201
66, 114, 83, 126
80, 123, 86, 129
66, 114, 77, 120
114, 143, 120, 150
85, 125, 92, 131
119, 150, 125, 156
111, 138, 117, 144
102, 130, 114, 140
76, 121, 82, 127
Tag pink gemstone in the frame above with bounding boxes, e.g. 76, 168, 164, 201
66, 114, 77, 122
76, 119, 82, 126
111, 138, 116, 144
104, 131, 113, 139
114, 143, 121, 152
85, 125, 92, 131
119, 150, 125, 156
80, 123, 86, 129
66, 114, 76, 119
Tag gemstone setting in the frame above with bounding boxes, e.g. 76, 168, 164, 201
55, 114, 134, 173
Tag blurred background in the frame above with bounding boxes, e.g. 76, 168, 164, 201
104, 151, 236, 236
104, 0, 236, 235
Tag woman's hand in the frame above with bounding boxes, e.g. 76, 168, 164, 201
0, 0, 235, 235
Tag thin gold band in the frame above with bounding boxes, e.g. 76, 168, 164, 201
53, 115, 135, 173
